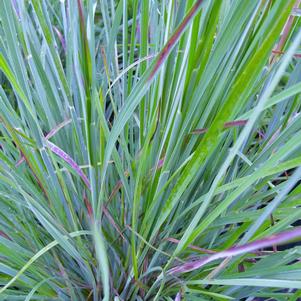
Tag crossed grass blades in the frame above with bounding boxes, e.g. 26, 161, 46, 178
1, 0, 301, 300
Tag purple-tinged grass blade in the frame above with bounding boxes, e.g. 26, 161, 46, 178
84, 189, 125, 240
106, 158, 165, 206
148, 0, 204, 81
102, 206, 125, 241
45, 119, 71, 140
15, 156, 25, 167
106, 180, 123, 205
83, 192, 93, 219
15, 120, 91, 194
166, 237, 216, 254
156, 157, 165, 170
16, 119, 72, 167
169, 227, 301, 274
191, 119, 248, 135
102, 0, 205, 178
53, 26, 66, 52
238, 263, 245, 273
174, 291, 181, 301
47, 141, 91, 189
223, 120, 248, 128
272, 49, 301, 58
76, 0, 92, 93
191, 128, 208, 135
11, 0, 20, 19
0, 230, 11, 241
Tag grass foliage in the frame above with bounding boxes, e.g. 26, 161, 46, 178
1, 0, 301, 300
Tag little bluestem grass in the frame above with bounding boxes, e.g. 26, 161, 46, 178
1, 0, 301, 300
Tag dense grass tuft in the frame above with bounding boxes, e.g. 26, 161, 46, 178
1, 0, 301, 300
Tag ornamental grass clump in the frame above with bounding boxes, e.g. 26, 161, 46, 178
1, 0, 301, 300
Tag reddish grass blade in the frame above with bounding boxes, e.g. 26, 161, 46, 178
166, 237, 216, 254
169, 227, 301, 274
102, 206, 126, 240
106, 180, 123, 205
272, 49, 301, 58
82, 171, 124, 239
106, 157, 165, 205
0, 230, 11, 240
45, 119, 71, 140
77, 0, 92, 94
15, 119, 120, 218
83, 192, 93, 219
16, 119, 71, 167
77, 0, 85, 30
156, 157, 165, 170
191, 119, 248, 135
53, 26, 66, 51
148, 0, 204, 81
47, 141, 91, 189
15, 156, 25, 167
270, 0, 301, 63
238, 263, 245, 273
